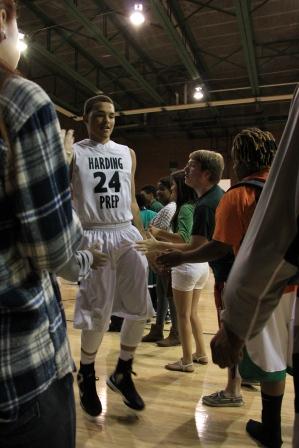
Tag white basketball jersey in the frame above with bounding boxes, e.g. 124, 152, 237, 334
72, 139, 133, 226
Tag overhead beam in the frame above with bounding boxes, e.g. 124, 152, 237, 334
117, 94, 292, 115
62, 0, 164, 104
52, 97, 81, 120
28, 42, 101, 96
167, 0, 225, 132
234, 0, 260, 96
93, 0, 173, 97
168, 0, 210, 80
23, 0, 143, 107
61, 94, 292, 121
150, 0, 201, 81
185, 0, 236, 16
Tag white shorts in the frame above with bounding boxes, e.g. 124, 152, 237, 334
73, 223, 154, 331
241, 289, 296, 378
171, 262, 209, 292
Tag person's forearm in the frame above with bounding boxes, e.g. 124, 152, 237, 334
153, 240, 189, 251
132, 204, 146, 238
180, 240, 230, 264
154, 228, 185, 243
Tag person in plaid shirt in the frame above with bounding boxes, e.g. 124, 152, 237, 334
0, 2, 83, 447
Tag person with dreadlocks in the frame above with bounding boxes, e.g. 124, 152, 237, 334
210, 87, 299, 448
157, 128, 296, 448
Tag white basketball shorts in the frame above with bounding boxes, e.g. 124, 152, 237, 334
73, 222, 154, 331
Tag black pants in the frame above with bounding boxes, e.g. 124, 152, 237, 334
0, 374, 76, 448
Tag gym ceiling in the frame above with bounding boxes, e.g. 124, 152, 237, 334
18, 0, 299, 139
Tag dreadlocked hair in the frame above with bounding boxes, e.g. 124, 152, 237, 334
232, 128, 277, 170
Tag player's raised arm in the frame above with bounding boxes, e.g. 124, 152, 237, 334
130, 148, 146, 239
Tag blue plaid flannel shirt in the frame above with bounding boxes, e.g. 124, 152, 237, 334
0, 75, 82, 422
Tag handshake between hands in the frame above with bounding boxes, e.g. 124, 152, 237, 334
88, 243, 109, 269
136, 229, 245, 370
135, 231, 184, 272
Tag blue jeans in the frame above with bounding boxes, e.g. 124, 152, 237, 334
155, 274, 178, 331
0, 374, 76, 448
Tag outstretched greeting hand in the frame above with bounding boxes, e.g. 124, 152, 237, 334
157, 250, 184, 268
88, 243, 109, 269
61, 129, 74, 164
148, 225, 160, 238
210, 325, 244, 368
135, 233, 161, 254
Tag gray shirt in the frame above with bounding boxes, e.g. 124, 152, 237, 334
222, 85, 299, 340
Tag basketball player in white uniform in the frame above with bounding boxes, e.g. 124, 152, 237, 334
70, 95, 153, 417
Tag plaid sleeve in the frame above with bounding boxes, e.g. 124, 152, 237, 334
7, 101, 82, 271
58, 250, 93, 282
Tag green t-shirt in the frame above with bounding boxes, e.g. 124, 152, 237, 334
173, 203, 195, 243
140, 209, 157, 230
149, 199, 164, 213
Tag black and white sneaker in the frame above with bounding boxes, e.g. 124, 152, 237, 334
77, 367, 102, 417
106, 358, 145, 411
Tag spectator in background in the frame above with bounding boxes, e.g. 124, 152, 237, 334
142, 176, 177, 344
211, 88, 299, 448
136, 192, 158, 311
159, 130, 295, 448
140, 184, 164, 212
139, 170, 209, 371
136, 193, 157, 229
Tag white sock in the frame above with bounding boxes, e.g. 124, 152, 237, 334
119, 349, 134, 361
80, 329, 104, 364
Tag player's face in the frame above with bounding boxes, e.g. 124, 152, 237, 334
184, 158, 206, 189
86, 101, 116, 143
156, 182, 171, 205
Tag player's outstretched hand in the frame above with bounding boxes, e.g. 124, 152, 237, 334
89, 244, 109, 269
157, 250, 184, 268
135, 233, 161, 254
210, 326, 244, 368
148, 225, 160, 238
61, 129, 74, 164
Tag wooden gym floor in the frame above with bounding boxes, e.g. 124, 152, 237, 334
61, 276, 294, 448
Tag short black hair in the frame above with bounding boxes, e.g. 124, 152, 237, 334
83, 95, 114, 116
136, 193, 146, 209
158, 176, 171, 190
141, 185, 157, 196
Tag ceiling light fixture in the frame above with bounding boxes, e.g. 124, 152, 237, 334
193, 86, 204, 101
17, 32, 28, 52
130, 3, 145, 26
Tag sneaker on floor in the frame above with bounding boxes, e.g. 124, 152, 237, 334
202, 390, 244, 407
77, 370, 102, 417
241, 378, 260, 388
165, 359, 194, 372
106, 358, 145, 411
246, 419, 282, 448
